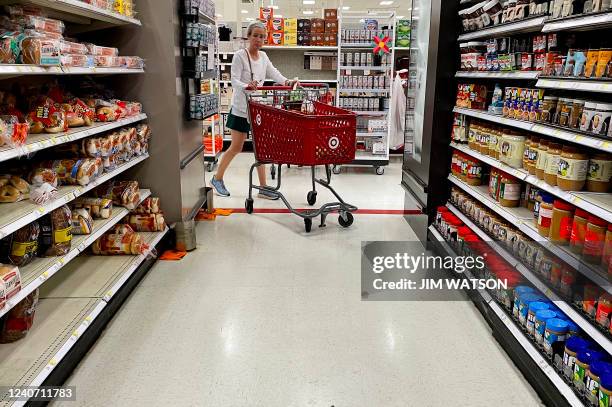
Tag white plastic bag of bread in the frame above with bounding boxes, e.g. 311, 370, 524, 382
85, 43, 118, 56
38, 205, 72, 257
71, 208, 93, 235
59, 39, 88, 55
0, 175, 29, 203
121, 56, 145, 69
61, 98, 95, 127
0, 278, 5, 310
73, 197, 112, 219
134, 197, 160, 214
128, 214, 166, 232
27, 97, 67, 134
0, 115, 28, 147
0, 263, 21, 304
92, 224, 149, 255
2, 222, 40, 267
20, 34, 61, 66
0, 288, 39, 343
28, 168, 58, 205
33, 159, 99, 186
94, 180, 140, 210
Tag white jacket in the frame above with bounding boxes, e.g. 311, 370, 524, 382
230, 49, 288, 118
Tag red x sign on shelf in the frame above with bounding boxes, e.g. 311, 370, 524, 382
372, 35, 391, 56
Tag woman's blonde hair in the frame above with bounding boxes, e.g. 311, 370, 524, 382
247, 21, 267, 36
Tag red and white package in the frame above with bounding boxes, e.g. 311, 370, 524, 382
92, 224, 149, 255
61, 54, 88, 67
0, 264, 21, 301
86, 43, 118, 56
59, 40, 88, 55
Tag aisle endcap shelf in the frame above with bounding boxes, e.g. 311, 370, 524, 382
542, 11, 612, 32
457, 16, 546, 41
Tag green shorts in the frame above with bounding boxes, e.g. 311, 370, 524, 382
226, 110, 251, 133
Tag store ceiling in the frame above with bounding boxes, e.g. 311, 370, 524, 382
218, 0, 413, 21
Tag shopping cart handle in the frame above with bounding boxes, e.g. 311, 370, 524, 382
253, 83, 330, 91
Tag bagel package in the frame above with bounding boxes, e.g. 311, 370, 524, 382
28, 167, 58, 187
0, 115, 28, 147
92, 224, 148, 255
73, 197, 112, 219
94, 180, 140, 210
0, 289, 38, 343
0, 175, 29, 203
71, 208, 93, 235
28, 98, 67, 133
38, 205, 72, 257
0, 263, 21, 302
2, 222, 39, 267
61, 98, 94, 128
34, 159, 98, 186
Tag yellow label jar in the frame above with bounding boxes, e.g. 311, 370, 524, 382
557, 145, 589, 191
544, 143, 562, 187
500, 131, 526, 169
587, 153, 612, 193
535, 140, 549, 180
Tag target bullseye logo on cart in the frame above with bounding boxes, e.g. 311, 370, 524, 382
256, 113, 262, 126
329, 136, 340, 150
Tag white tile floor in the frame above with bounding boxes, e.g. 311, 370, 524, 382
53, 154, 543, 407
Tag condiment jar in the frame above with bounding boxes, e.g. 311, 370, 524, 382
489, 168, 501, 200
588, 361, 612, 403
526, 301, 549, 336
436, 206, 450, 230
587, 153, 612, 193
500, 131, 526, 168
518, 293, 543, 327
603, 225, 612, 268
550, 200, 574, 245
563, 336, 592, 379
540, 96, 558, 123
583, 216, 608, 264
468, 124, 479, 150
526, 136, 539, 174
498, 172, 521, 207
559, 98, 572, 127
583, 283, 600, 318
593, 103, 612, 136
543, 318, 569, 358
544, 142, 562, 186
554, 98, 569, 125
599, 372, 612, 407
596, 293, 612, 330
570, 209, 590, 254
537, 192, 554, 237
465, 157, 483, 186
535, 139, 549, 180
575, 350, 608, 390
581, 102, 598, 132
522, 136, 532, 169
534, 309, 556, 346
513, 285, 535, 318
557, 145, 589, 191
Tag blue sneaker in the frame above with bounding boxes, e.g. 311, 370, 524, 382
257, 189, 279, 200
211, 176, 230, 197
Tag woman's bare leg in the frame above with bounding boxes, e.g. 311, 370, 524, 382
215, 130, 246, 180
256, 163, 267, 186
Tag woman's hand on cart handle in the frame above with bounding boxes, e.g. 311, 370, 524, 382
285, 79, 300, 89
246, 80, 260, 90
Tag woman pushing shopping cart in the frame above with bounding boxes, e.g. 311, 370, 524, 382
245, 84, 358, 233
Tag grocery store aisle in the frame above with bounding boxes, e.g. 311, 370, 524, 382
53, 157, 542, 407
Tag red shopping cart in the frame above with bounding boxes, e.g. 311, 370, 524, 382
245, 84, 358, 233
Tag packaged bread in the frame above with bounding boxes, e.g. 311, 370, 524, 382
0, 278, 5, 310
0, 289, 38, 343
60, 54, 88, 68
28, 167, 58, 187
73, 197, 112, 219
29, 182, 57, 205
136, 123, 151, 142
96, 105, 118, 122
4, 4, 45, 17
0, 115, 28, 147
94, 157, 104, 177
28, 98, 67, 133
94, 55, 121, 67
85, 43, 118, 56
0, 264, 21, 301
71, 208, 93, 235
96, 181, 140, 210
135, 197, 160, 214
34, 159, 97, 186
127, 102, 142, 116
38, 205, 72, 257
6, 223, 39, 267
22, 15, 64, 33
0, 33, 19, 64
91, 224, 148, 255
20, 35, 61, 65
70, 98, 95, 125
127, 213, 165, 232
0, 175, 29, 203
122, 56, 145, 69
59, 39, 88, 55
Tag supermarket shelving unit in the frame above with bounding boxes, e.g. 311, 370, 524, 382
335, 11, 396, 175
0, 2, 174, 406
430, 6, 612, 407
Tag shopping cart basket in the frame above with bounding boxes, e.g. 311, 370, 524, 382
245, 84, 358, 233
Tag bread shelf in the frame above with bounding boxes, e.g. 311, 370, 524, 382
0, 65, 144, 77
536, 77, 612, 93
455, 71, 539, 80
0, 228, 167, 405
453, 107, 612, 153
429, 224, 588, 407
457, 16, 546, 41
0, 154, 148, 241
17, 0, 141, 26
0, 190, 150, 321
0, 114, 148, 163
543, 11, 612, 32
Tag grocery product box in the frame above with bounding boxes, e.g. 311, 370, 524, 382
311, 33, 324, 46
259, 7, 273, 21
396, 19, 411, 47
298, 19, 311, 31
269, 17, 284, 32
284, 32, 297, 46
311, 18, 325, 33
297, 32, 311, 46
323, 33, 337, 46
324, 8, 338, 20
310, 55, 322, 70
268, 31, 284, 46
284, 18, 298, 32
325, 20, 338, 33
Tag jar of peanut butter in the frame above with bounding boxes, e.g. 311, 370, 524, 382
527, 136, 540, 175
523, 137, 532, 170
544, 143, 562, 186
587, 153, 612, 193
535, 140, 549, 180
468, 124, 479, 150
550, 200, 574, 245
537, 192, 554, 238
499, 173, 521, 207
557, 145, 589, 191
488, 129, 499, 158
500, 131, 526, 169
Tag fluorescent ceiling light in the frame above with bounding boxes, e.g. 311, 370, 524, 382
241, 9, 249, 14
246, 17, 254, 21
380, 0, 394, 4
342, 6, 350, 10
269, 5, 279, 9
275, 14, 283, 17
303, 0, 315, 4
396, 15, 404, 18
303, 10, 314, 15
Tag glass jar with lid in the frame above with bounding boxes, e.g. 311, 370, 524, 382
527, 136, 540, 175
540, 96, 558, 123
550, 200, 575, 245
498, 172, 521, 207
557, 145, 589, 191
535, 139, 549, 180
523, 137, 533, 170
558, 98, 572, 127
592, 103, 612, 136
488, 128, 500, 159
587, 153, 612, 193
583, 216, 608, 264
544, 142, 562, 186
569, 99, 585, 129
581, 102, 598, 132
500, 131, 526, 169
537, 192, 555, 237
570, 209, 590, 255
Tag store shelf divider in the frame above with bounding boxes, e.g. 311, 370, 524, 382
457, 16, 546, 41
536, 78, 612, 94
542, 12, 612, 32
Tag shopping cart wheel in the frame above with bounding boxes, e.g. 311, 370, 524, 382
332, 165, 341, 175
307, 191, 317, 206
304, 218, 312, 233
338, 212, 354, 228
270, 165, 276, 180
375, 166, 385, 175
245, 198, 254, 214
